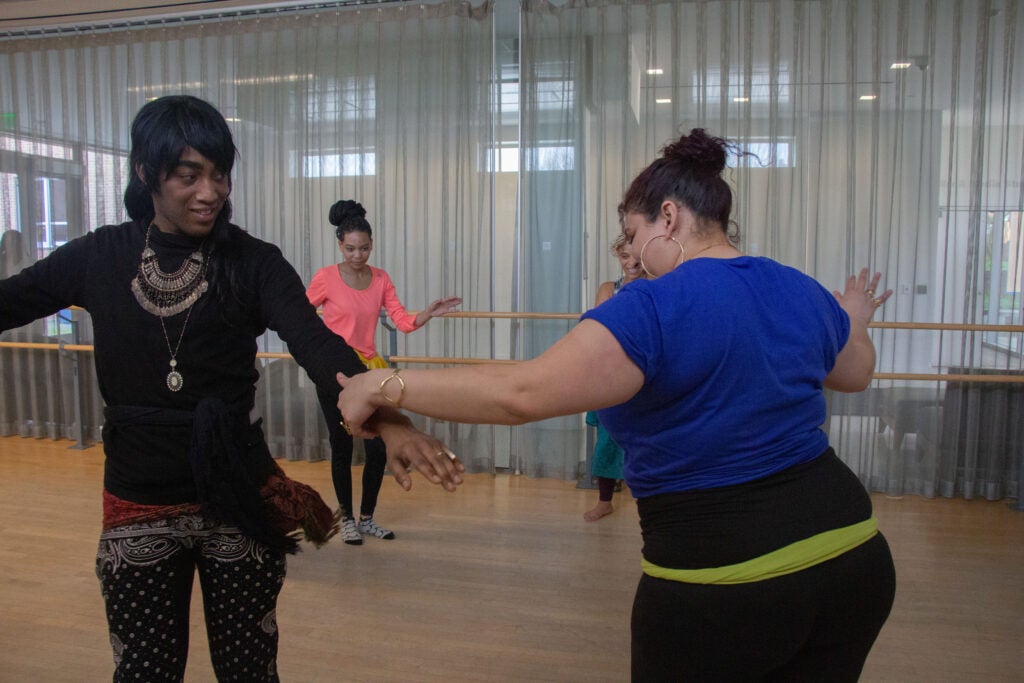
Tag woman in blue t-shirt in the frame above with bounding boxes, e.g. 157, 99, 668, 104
337, 128, 896, 682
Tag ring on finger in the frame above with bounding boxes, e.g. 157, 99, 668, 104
339, 420, 352, 435
872, 297, 883, 307
866, 288, 875, 297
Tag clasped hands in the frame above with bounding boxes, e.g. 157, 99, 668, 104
338, 373, 464, 492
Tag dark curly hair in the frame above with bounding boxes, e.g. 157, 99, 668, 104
329, 199, 373, 240
619, 128, 738, 241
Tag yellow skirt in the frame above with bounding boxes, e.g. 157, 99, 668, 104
357, 351, 389, 371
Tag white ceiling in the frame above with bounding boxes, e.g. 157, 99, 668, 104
0, 0, 317, 31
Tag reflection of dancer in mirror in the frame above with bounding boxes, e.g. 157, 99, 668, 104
0, 96, 462, 682
308, 199, 461, 545
584, 234, 645, 521
337, 128, 896, 681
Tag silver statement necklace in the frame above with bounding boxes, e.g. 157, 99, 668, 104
130, 224, 209, 392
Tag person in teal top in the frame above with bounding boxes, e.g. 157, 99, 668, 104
583, 234, 645, 521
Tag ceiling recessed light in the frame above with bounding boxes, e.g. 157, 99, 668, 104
646, 68, 664, 75
859, 94, 878, 101
733, 96, 750, 103
655, 98, 672, 104
890, 61, 912, 69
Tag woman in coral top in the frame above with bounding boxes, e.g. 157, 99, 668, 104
308, 199, 461, 545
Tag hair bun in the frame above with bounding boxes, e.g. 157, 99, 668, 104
661, 128, 728, 176
329, 199, 366, 227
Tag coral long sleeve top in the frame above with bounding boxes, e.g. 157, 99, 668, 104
306, 264, 422, 359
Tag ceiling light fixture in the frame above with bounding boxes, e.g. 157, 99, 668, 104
859, 94, 878, 101
646, 68, 664, 75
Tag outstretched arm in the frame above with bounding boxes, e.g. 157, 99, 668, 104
826, 268, 892, 392
337, 319, 644, 437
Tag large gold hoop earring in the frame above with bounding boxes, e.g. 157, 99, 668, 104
638, 235, 657, 276
639, 234, 685, 276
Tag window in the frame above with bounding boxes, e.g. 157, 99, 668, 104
306, 75, 376, 122
0, 172, 18, 233
732, 138, 795, 169
481, 142, 575, 173
301, 151, 376, 178
34, 176, 69, 259
0, 133, 74, 160
983, 211, 1023, 353
697, 66, 791, 104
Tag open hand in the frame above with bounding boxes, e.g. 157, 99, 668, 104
833, 268, 893, 326
376, 414, 464, 492
426, 296, 463, 318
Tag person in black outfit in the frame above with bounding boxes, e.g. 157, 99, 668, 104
0, 95, 463, 682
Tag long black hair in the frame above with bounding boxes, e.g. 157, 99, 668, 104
124, 95, 237, 227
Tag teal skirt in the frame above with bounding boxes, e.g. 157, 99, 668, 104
586, 411, 624, 480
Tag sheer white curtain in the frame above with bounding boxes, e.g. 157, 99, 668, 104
0, 1, 502, 471
2, 0, 1022, 501
520, 0, 1023, 501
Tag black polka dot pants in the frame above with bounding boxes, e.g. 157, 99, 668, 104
96, 515, 287, 682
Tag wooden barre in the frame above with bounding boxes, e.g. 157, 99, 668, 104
5, 341, 1023, 383
58, 306, 1024, 331
386, 356, 520, 366
872, 372, 1024, 383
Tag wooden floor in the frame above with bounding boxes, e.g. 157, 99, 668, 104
0, 436, 1021, 682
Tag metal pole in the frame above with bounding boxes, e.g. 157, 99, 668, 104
64, 310, 89, 450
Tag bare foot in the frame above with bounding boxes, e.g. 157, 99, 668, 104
584, 501, 613, 522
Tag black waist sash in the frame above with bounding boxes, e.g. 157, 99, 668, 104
103, 397, 296, 553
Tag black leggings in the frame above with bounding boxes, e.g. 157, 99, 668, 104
631, 533, 896, 682
96, 515, 286, 682
317, 385, 387, 518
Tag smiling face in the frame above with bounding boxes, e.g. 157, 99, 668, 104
616, 245, 644, 283
148, 147, 230, 238
338, 230, 373, 270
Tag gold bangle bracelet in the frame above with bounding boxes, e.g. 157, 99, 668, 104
379, 368, 405, 408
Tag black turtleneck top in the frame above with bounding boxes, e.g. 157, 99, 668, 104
0, 220, 365, 504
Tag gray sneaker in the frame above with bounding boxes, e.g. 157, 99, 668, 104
340, 517, 363, 545
357, 516, 395, 540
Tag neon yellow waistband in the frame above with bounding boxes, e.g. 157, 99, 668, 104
641, 517, 878, 585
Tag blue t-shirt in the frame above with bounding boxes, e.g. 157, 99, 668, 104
581, 256, 849, 499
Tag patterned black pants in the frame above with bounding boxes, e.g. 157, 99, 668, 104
96, 515, 287, 682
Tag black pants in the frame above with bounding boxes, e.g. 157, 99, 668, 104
631, 533, 896, 682
317, 384, 387, 517
96, 515, 286, 682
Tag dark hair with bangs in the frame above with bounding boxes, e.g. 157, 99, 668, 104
123, 95, 237, 225
619, 128, 740, 243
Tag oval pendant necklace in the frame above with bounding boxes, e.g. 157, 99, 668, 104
160, 306, 195, 392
